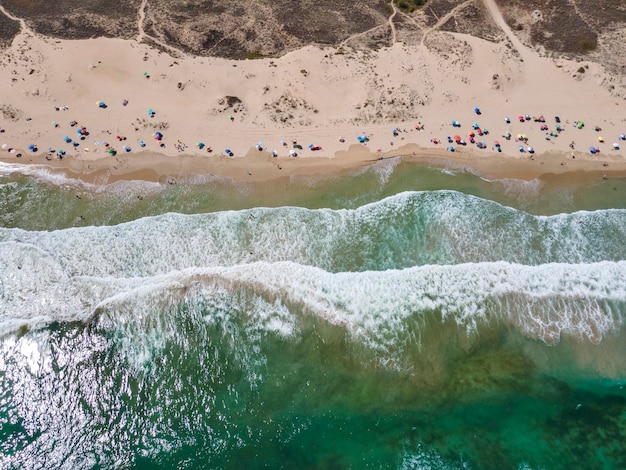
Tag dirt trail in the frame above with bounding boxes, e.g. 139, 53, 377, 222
340, 0, 398, 48
0, 3, 34, 36
420, 0, 474, 45
135, 0, 186, 57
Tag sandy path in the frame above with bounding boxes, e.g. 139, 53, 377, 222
481, 0, 530, 61
136, 0, 148, 43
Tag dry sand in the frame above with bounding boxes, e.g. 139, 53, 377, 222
0, 7, 625, 185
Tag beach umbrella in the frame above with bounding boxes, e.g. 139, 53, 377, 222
139, 140, 146, 147
97, 101, 107, 108
468, 130, 475, 137
28, 144, 37, 152
598, 136, 604, 142
123, 146, 131, 152
555, 116, 561, 123
550, 131, 558, 137
63, 136, 71, 143
271, 150, 278, 157
619, 134, 626, 141
473, 123, 480, 129
453, 135, 461, 143
52, 121, 58, 127
518, 145, 525, 152
474, 106, 481, 115
589, 146, 597, 154
289, 149, 297, 157
528, 146, 534, 153
482, 128, 489, 135
612, 143, 619, 150
494, 141, 500, 146
524, 114, 530, 120
448, 146, 455, 152
504, 117, 510, 123
451, 120, 460, 127
225, 149, 233, 156
154, 132, 163, 140
518, 115, 525, 122
504, 131, 511, 139
577, 121, 584, 129
197, 142, 205, 149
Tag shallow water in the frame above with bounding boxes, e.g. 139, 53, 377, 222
1, 161, 625, 469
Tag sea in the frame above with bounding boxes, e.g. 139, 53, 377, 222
1, 158, 625, 469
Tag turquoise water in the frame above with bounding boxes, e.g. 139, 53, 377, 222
1, 160, 625, 469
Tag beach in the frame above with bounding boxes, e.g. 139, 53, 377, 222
0, 20, 625, 185
2, 3, 626, 469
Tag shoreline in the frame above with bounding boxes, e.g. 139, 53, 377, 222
3, 142, 626, 187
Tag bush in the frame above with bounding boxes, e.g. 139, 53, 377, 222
394, 0, 427, 13
577, 38, 597, 52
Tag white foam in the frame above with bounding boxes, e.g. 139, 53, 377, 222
1, 192, 625, 352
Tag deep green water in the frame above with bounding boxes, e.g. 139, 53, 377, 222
1, 160, 625, 469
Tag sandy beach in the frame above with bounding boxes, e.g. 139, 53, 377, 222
1, 7, 625, 185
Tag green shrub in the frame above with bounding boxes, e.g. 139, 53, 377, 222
394, 0, 427, 13
577, 38, 597, 52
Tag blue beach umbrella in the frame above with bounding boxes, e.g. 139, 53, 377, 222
28, 144, 37, 151
474, 106, 481, 115
63, 136, 71, 143
138, 140, 146, 147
